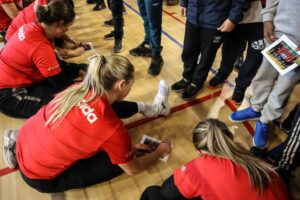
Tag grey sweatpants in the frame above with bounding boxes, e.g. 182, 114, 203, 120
250, 41, 300, 124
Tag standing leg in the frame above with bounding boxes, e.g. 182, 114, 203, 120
20, 151, 124, 193
110, 0, 124, 53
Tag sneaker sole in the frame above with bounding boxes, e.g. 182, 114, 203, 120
103, 37, 114, 40
228, 115, 260, 123
171, 88, 185, 92
253, 138, 268, 149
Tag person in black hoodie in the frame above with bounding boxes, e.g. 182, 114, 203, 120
171, 0, 251, 100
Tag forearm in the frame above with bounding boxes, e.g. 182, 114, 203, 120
1, 3, 19, 19
261, 0, 279, 22
228, 0, 251, 24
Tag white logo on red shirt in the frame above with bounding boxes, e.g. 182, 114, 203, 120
18, 26, 26, 41
78, 100, 98, 124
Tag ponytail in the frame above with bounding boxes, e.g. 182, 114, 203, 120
36, 0, 75, 26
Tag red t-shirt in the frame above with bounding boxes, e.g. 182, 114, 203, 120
0, 0, 23, 32
16, 95, 134, 179
5, 0, 48, 40
174, 154, 288, 200
0, 22, 60, 89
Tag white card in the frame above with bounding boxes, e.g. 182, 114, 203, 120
140, 135, 170, 162
87, 53, 100, 62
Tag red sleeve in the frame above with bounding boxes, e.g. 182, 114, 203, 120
0, 0, 14, 4
32, 42, 61, 77
101, 126, 134, 164
173, 159, 203, 199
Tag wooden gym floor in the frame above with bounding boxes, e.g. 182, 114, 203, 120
0, 0, 299, 199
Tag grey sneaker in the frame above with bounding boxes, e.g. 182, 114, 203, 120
3, 129, 18, 168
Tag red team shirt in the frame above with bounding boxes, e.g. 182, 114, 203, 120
174, 154, 288, 200
0, 0, 23, 32
0, 22, 60, 89
5, 0, 48, 40
16, 95, 134, 179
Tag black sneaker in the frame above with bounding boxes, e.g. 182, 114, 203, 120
171, 79, 189, 92
234, 55, 244, 71
93, 2, 106, 11
104, 31, 115, 40
181, 84, 200, 100
129, 42, 152, 57
231, 87, 246, 105
113, 39, 122, 53
104, 18, 113, 27
148, 56, 164, 75
87, 0, 96, 4
208, 72, 228, 88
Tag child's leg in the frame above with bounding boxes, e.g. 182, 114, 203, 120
235, 23, 264, 89
260, 68, 300, 124
137, 0, 150, 45
20, 151, 124, 193
144, 0, 163, 57
0, 83, 61, 118
191, 29, 224, 88
110, 0, 124, 40
181, 21, 202, 82
250, 46, 278, 112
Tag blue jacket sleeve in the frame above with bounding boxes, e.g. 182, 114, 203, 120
228, 0, 251, 24
180, 0, 188, 8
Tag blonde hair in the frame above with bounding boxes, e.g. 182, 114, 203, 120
193, 119, 276, 192
46, 54, 134, 127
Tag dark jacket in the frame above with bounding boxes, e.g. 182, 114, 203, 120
180, 0, 251, 29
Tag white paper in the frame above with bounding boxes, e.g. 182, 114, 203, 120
262, 35, 300, 75
140, 135, 170, 162
87, 53, 100, 62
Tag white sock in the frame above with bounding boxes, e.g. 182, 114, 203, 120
137, 102, 156, 117
153, 80, 170, 116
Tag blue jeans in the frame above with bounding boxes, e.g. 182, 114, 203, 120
137, 0, 163, 56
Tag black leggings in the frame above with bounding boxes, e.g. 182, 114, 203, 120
141, 175, 200, 200
20, 101, 139, 193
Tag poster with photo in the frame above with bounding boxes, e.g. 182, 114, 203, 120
140, 135, 170, 162
262, 35, 300, 75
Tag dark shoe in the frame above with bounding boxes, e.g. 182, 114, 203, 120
208, 72, 228, 88
104, 31, 115, 40
104, 18, 113, 27
148, 56, 164, 75
231, 87, 246, 105
234, 55, 244, 71
129, 41, 152, 57
93, 2, 106, 11
181, 84, 200, 100
171, 79, 189, 92
87, 0, 96, 4
113, 39, 122, 53
123, 6, 127, 14
166, 0, 179, 6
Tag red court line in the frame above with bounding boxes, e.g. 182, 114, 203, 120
225, 100, 255, 136
162, 10, 185, 25
0, 90, 221, 178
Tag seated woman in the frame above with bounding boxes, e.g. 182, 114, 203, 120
141, 119, 288, 200
0, 0, 88, 118
5, 0, 85, 58
3, 54, 172, 193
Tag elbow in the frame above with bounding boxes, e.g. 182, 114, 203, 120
125, 169, 141, 176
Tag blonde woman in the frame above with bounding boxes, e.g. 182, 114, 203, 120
141, 119, 288, 200
3, 54, 172, 193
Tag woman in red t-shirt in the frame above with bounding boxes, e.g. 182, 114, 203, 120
0, 0, 87, 118
141, 119, 289, 200
3, 54, 172, 193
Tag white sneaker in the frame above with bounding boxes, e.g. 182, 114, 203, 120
153, 80, 171, 116
3, 129, 18, 168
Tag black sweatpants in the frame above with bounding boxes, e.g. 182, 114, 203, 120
219, 22, 264, 89
20, 101, 139, 193
110, 0, 124, 40
182, 21, 224, 88
0, 59, 82, 119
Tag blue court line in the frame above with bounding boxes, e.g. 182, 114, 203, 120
123, 1, 235, 89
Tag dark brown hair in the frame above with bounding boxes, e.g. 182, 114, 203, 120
36, 0, 75, 26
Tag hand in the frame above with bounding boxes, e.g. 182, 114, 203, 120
217, 19, 235, 33
70, 47, 85, 57
181, 7, 187, 17
157, 140, 172, 155
264, 21, 276, 43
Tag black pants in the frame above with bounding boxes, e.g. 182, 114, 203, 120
110, 0, 124, 40
0, 59, 81, 119
20, 101, 138, 193
182, 21, 224, 88
219, 23, 264, 89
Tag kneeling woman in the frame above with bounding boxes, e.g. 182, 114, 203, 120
4, 54, 172, 193
0, 0, 85, 118
141, 119, 288, 200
